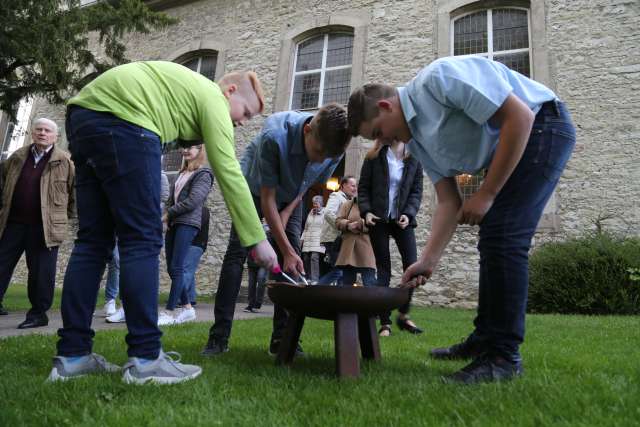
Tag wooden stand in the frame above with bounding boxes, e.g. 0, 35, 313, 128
276, 312, 381, 378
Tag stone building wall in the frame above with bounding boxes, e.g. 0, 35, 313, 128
12, 0, 639, 308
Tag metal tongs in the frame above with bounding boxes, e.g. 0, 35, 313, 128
273, 265, 309, 286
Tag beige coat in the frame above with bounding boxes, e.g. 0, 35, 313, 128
0, 145, 75, 247
334, 199, 376, 269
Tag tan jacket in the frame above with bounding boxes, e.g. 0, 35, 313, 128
0, 145, 75, 247
335, 199, 376, 269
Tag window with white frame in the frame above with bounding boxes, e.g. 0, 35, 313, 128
180, 51, 218, 81
290, 32, 353, 110
451, 7, 530, 196
452, 7, 531, 77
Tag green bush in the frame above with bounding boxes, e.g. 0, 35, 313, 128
528, 232, 640, 315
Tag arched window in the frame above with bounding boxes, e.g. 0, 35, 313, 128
290, 32, 354, 110
177, 50, 218, 81
452, 7, 531, 76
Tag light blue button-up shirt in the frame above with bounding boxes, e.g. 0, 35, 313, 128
398, 56, 557, 184
241, 111, 342, 206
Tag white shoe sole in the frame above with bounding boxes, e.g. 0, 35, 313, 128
46, 367, 84, 383
174, 315, 196, 324
122, 367, 202, 385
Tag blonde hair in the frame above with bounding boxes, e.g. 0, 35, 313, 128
218, 71, 265, 113
180, 144, 208, 172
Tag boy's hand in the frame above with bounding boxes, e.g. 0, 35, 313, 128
396, 215, 409, 229
401, 259, 435, 288
251, 239, 278, 271
365, 212, 380, 226
458, 190, 495, 226
283, 250, 305, 277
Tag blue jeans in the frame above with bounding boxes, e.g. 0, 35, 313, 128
339, 266, 377, 287
180, 245, 204, 306
57, 107, 163, 359
165, 224, 199, 310
104, 244, 119, 301
473, 100, 576, 361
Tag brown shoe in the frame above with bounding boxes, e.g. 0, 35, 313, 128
430, 336, 487, 360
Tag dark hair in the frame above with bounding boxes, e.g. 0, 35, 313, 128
312, 103, 351, 157
347, 83, 396, 136
340, 175, 356, 188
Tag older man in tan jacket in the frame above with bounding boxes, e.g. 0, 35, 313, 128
0, 118, 75, 328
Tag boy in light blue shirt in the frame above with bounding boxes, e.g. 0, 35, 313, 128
348, 56, 576, 384
203, 103, 350, 357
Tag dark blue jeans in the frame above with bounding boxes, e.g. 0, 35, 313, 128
209, 196, 302, 344
339, 267, 377, 286
180, 245, 204, 306
473, 100, 576, 361
165, 224, 198, 310
57, 107, 163, 359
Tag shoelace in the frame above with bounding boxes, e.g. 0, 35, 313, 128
163, 351, 182, 364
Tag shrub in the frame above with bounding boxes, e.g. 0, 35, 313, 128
528, 232, 640, 315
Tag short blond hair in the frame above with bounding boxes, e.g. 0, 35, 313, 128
218, 71, 265, 113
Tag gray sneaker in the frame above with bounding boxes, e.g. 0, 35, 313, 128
47, 353, 121, 382
122, 351, 202, 385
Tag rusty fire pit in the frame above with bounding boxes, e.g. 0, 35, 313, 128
267, 282, 410, 378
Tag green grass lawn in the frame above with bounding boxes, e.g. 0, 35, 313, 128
0, 304, 638, 426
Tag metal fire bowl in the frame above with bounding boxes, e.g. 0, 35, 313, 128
267, 282, 411, 321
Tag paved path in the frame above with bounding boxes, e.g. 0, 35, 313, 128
0, 303, 274, 339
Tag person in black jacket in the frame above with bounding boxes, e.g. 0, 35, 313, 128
359, 140, 424, 336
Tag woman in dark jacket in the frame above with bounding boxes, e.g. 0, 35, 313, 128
160, 144, 213, 325
359, 140, 424, 336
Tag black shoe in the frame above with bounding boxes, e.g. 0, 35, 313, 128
378, 324, 392, 337
396, 317, 423, 334
0, 303, 7, 315
269, 339, 304, 357
243, 306, 254, 313
442, 354, 523, 385
201, 337, 229, 357
430, 336, 488, 360
17, 315, 48, 329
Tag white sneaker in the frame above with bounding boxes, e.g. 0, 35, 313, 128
122, 351, 201, 385
174, 307, 196, 324
158, 311, 175, 326
104, 299, 117, 317
106, 307, 126, 323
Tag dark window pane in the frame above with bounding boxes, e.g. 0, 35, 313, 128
296, 35, 324, 72
291, 73, 321, 109
323, 68, 352, 105
182, 58, 199, 72
494, 51, 530, 76
326, 34, 353, 68
493, 9, 529, 51
456, 173, 484, 201
453, 11, 488, 55
163, 149, 183, 172
199, 55, 217, 80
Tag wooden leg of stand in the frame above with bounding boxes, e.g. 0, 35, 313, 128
334, 313, 360, 378
358, 315, 381, 361
276, 313, 305, 366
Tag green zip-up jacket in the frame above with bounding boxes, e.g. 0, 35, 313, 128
69, 61, 264, 247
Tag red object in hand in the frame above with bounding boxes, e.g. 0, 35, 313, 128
249, 248, 282, 274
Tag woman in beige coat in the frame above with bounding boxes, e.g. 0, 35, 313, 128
334, 198, 377, 286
